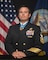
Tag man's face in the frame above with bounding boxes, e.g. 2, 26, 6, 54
18, 7, 31, 22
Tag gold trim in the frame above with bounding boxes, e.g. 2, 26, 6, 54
38, 51, 46, 56
27, 47, 41, 53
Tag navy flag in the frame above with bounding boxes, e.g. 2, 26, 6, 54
35, 0, 48, 10
30, 0, 48, 43
30, 0, 48, 56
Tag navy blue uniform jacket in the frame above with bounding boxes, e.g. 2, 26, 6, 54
5, 22, 43, 56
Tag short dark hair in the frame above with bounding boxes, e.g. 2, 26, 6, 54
17, 5, 31, 16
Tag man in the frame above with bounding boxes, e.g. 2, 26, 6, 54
5, 5, 43, 59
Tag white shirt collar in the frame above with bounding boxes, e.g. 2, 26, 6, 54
20, 21, 28, 25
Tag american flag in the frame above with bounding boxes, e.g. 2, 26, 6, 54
0, 0, 19, 55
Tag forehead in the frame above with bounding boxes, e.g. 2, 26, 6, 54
19, 7, 29, 11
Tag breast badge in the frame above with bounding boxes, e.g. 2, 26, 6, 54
26, 28, 34, 38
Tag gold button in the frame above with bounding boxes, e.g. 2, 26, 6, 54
23, 43, 26, 45
23, 50, 25, 52
16, 43, 18, 45
16, 49, 18, 51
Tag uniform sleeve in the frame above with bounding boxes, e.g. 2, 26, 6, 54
4, 26, 15, 55
24, 51, 38, 57
34, 26, 43, 49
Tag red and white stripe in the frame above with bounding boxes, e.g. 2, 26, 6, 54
0, 14, 19, 55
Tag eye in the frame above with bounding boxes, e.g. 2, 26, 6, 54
19, 11, 23, 13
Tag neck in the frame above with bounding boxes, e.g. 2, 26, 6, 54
20, 21, 28, 24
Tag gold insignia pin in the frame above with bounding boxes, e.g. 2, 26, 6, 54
29, 28, 33, 31
27, 36, 33, 38
20, 28, 24, 31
